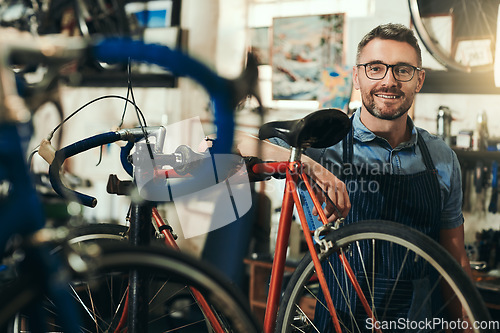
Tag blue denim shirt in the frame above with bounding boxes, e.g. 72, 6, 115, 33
303, 109, 464, 230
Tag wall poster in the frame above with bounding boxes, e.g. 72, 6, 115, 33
272, 13, 350, 109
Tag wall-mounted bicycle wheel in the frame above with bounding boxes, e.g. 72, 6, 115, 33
409, 0, 500, 73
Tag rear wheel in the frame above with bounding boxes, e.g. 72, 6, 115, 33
276, 220, 493, 332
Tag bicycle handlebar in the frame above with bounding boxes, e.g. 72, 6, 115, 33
49, 128, 208, 207
49, 131, 121, 207
49, 126, 166, 206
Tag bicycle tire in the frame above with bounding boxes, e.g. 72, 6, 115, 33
276, 220, 494, 333
409, 0, 500, 73
4, 244, 260, 332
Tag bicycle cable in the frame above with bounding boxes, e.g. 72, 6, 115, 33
97, 58, 152, 167
28, 94, 146, 162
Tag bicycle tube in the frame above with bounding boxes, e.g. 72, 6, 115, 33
0, 246, 83, 333
6, 244, 260, 333
2, 224, 126, 332
276, 220, 494, 333
41, 221, 228, 332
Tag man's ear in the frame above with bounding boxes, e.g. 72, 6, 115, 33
415, 69, 425, 92
353, 66, 360, 90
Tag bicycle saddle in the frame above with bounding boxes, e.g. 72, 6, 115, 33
258, 108, 351, 149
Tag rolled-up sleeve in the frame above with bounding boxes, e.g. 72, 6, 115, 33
440, 150, 464, 229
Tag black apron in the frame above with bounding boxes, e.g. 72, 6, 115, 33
313, 122, 443, 332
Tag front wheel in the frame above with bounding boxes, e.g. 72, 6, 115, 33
276, 220, 493, 333
7, 244, 260, 332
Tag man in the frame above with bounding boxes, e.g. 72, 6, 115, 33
308, 23, 466, 262
240, 22, 466, 266
237, 22, 469, 330
302, 22, 469, 331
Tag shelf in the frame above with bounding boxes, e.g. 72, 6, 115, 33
452, 149, 500, 165
421, 70, 500, 95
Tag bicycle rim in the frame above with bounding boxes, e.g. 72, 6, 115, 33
409, 0, 500, 73
50, 223, 128, 254
276, 220, 494, 333
12, 244, 260, 332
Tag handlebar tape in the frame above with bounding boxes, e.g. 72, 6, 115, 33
49, 131, 121, 207
92, 38, 235, 155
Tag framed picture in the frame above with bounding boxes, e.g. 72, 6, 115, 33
271, 13, 346, 102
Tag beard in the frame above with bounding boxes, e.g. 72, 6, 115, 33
361, 87, 414, 120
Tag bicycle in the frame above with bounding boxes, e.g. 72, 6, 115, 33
0, 31, 261, 333
45, 107, 495, 333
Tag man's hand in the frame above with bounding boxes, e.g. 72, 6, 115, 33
304, 159, 351, 222
234, 130, 351, 222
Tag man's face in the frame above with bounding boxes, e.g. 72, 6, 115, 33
353, 38, 425, 120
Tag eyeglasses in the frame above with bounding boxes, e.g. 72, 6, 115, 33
357, 62, 421, 82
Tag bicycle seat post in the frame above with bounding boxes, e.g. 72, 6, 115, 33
289, 146, 302, 162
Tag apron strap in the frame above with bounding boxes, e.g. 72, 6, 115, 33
342, 116, 438, 173
342, 117, 354, 165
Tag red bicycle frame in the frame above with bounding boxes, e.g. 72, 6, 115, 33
253, 160, 379, 333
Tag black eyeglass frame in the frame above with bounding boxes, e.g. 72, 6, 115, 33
356, 62, 422, 82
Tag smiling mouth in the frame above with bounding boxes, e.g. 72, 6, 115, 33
375, 94, 401, 99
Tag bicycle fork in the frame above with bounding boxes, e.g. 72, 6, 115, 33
151, 207, 227, 333
127, 200, 154, 333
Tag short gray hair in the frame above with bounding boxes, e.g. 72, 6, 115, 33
356, 23, 422, 67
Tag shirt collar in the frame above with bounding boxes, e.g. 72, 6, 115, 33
351, 107, 418, 151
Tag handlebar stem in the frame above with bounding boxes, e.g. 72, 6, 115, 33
117, 126, 166, 153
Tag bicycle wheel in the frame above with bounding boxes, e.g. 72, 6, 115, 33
409, 0, 500, 73
276, 220, 494, 333
6, 244, 260, 332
